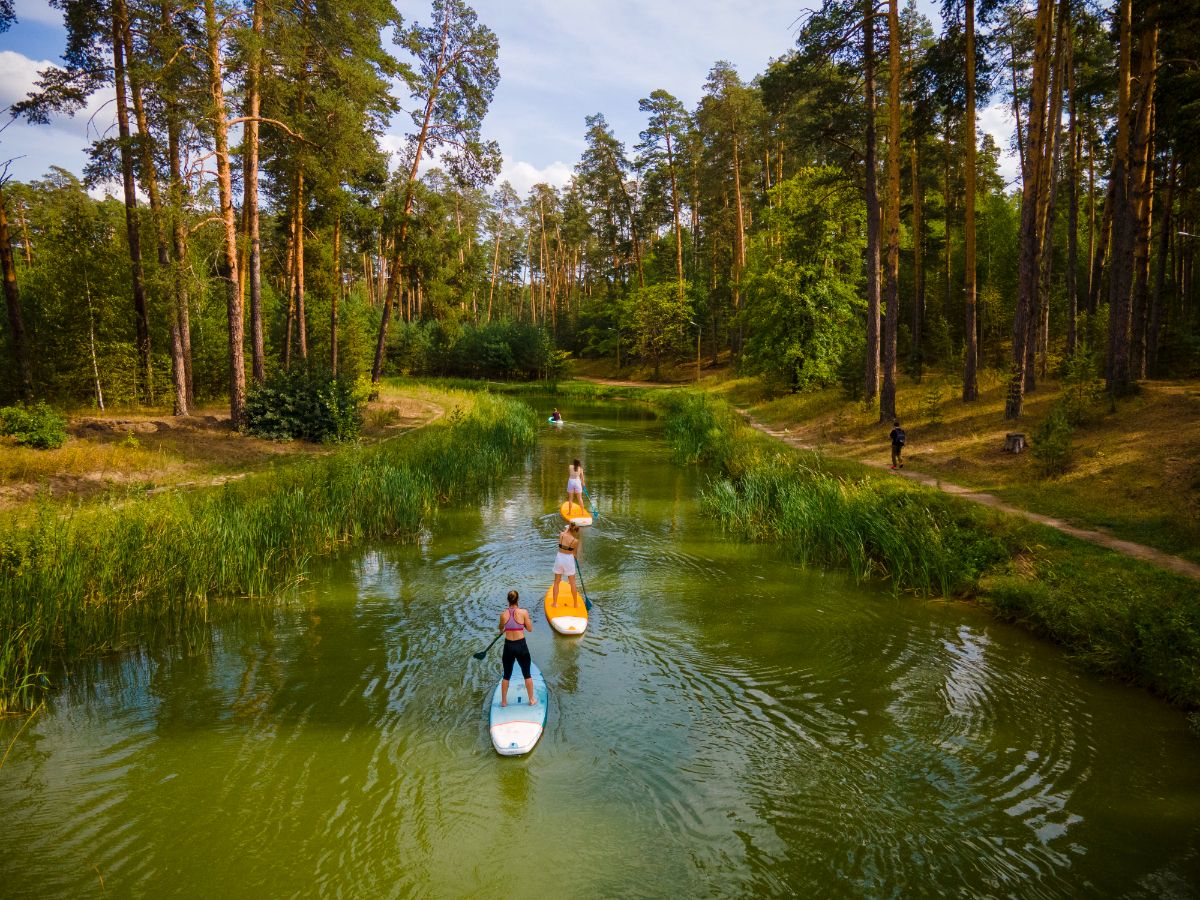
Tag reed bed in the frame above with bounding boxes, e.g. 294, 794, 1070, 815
0, 393, 537, 714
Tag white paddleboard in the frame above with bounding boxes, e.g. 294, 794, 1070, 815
488, 660, 548, 756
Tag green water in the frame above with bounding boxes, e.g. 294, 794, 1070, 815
2, 399, 1198, 897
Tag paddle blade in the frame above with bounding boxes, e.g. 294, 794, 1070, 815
584, 596, 592, 611
472, 650, 487, 660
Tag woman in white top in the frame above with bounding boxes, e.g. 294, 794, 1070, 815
550, 522, 582, 608
566, 458, 585, 510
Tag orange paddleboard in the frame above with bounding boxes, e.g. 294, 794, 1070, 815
559, 500, 592, 526
544, 581, 588, 635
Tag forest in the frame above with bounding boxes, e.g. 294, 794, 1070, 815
0, 0, 1197, 428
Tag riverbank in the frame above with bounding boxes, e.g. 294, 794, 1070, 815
0, 383, 445, 519
0, 389, 536, 715
704, 371, 1200, 567
651, 390, 1200, 711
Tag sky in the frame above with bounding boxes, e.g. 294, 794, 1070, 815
0, 0, 1020, 196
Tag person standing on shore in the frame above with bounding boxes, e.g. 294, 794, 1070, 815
889, 420, 906, 469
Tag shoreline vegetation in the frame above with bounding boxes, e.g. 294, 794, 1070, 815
0, 390, 536, 715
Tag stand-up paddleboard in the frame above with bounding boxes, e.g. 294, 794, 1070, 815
544, 581, 588, 635
548, 416, 564, 426
489, 661, 548, 756
560, 500, 592, 526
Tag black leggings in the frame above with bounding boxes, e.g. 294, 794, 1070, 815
502, 638, 532, 681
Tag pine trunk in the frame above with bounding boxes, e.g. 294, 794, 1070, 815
0, 183, 33, 400
1006, 0, 1055, 420
1106, 0, 1135, 395
112, 0, 153, 403
963, 0, 979, 401
244, 0, 264, 383
1129, 9, 1158, 380
204, 0, 246, 427
880, 0, 901, 421
863, 0, 881, 402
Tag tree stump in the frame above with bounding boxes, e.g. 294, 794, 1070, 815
1004, 433, 1026, 454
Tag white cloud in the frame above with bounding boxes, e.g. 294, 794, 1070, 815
977, 101, 1021, 188
497, 157, 572, 195
13, 0, 62, 28
0, 50, 119, 181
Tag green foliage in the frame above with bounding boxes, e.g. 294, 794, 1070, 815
741, 169, 865, 391
244, 369, 365, 443
1031, 407, 1074, 476
386, 319, 562, 381
0, 402, 69, 449
1059, 350, 1105, 427
625, 282, 689, 378
0, 393, 537, 712
920, 383, 945, 427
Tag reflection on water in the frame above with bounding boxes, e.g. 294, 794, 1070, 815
2, 400, 1199, 897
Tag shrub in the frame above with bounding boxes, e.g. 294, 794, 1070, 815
1031, 407, 1074, 476
0, 402, 69, 449
243, 368, 364, 443
1059, 350, 1104, 427
920, 383, 945, 428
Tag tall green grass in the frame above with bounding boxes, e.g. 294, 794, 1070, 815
660, 391, 1200, 709
661, 393, 1013, 595
0, 393, 537, 714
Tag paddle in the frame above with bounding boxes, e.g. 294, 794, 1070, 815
575, 559, 594, 612
583, 484, 598, 517
472, 631, 503, 661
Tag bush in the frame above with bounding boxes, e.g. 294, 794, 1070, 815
1031, 407, 1074, 476
243, 368, 364, 443
0, 402, 69, 449
1059, 350, 1104, 427
920, 383, 946, 428
386, 319, 563, 381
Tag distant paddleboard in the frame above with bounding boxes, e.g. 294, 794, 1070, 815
489, 661, 548, 756
548, 416, 564, 426
560, 500, 592, 526
544, 581, 588, 635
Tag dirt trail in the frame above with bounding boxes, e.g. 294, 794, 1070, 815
738, 412, 1200, 581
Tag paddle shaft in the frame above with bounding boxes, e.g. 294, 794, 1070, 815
582, 484, 597, 514
473, 631, 503, 660
575, 558, 593, 611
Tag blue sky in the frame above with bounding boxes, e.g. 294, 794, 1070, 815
0, 0, 1018, 194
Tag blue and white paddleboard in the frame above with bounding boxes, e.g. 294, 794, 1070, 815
488, 661, 548, 756
548, 416, 564, 426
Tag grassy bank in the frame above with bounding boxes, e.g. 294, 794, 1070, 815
659, 391, 1200, 709
0, 391, 537, 715
707, 371, 1200, 565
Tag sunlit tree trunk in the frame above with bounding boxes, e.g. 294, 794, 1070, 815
122, 15, 188, 416
331, 211, 341, 375
1148, 153, 1174, 375
911, 140, 924, 375
244, 0, 265, 383
204, 0, 246, 427
112, 0, 152, 403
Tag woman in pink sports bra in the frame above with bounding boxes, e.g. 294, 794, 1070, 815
499, 590, 535, 707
